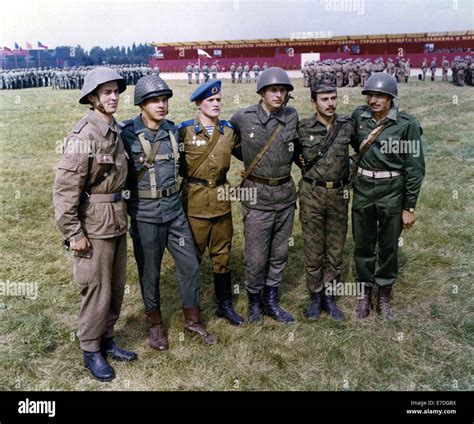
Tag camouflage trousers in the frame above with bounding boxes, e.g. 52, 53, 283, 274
242, 204, 295, 294
299, 181, 349, 294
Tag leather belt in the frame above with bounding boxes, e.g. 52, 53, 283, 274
186, 177, 226, 188
247, 174, 291, 186
132, 186, 178, 199
357, 167, 402, 179
83, 192, 123, 203
302, 177, 343, 189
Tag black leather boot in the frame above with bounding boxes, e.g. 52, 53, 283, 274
322, 293, 345, 321
100, 337, 137, 362
306, 291, 324, 319
83, 351, 115, 382
263, 286, 295, 323
214, 273, 245, 326
247, 290, 263, 323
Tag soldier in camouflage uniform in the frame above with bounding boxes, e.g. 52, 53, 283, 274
230, 67, 300, 324
298, 81, 358, 321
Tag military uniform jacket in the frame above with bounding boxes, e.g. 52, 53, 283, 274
298, 113, 357, 183
120, 115, 182, 224
230, 101, 300, 211
178, 117, 241, 219
53, 109, 128, 242
351, 105, 425, 209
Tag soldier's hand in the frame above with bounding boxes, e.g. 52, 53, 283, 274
402, 210, 416, 230
299, 154, 306, 168
71, 236, 91, 251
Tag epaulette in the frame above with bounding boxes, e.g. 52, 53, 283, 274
177, 119, 194, 130
220, 120, 234, 130
72, 119, 88, 134
119, 119, 133, 128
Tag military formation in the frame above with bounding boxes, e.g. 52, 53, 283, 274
53, 66, 425, 382
302, 56, 474, 88
0, 64, 152, 90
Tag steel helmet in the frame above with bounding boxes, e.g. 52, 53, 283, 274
79, 67, 126, 104
256, 67, 294, 93
134, 75, 173, 106
361, 72, 398, 98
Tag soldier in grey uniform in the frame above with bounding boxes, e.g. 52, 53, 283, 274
230, 63, 236, 83
194, 63, 201, 84
210, 63, 218, 80
244, 62, 251, 83
120, 75, 215, 350
237, 63, 243, 83
253, 62, 260, 82
202, 62, 210, 83
53, 67, 137, 382
230, 67, 300, 324
297, 81, 358, 321
186, 63, 193, 84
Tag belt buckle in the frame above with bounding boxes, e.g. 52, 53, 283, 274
325, 181, 334, 189
113, 192, 122, 202
268, 178, 279, 186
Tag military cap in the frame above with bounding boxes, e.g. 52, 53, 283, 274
190, 79, 221, 102
310, 80, 337, 94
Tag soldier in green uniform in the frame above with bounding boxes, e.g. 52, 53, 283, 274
351, 73, 425, 321
120, 75, 216, 350
298, 81, 358, 320
178, 80, 245, 326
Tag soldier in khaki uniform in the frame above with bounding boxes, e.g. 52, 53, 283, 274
178, 80, 245, 326
53, 67, 137, 382
297, 81, 358, 321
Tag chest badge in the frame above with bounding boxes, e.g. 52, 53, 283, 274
249, 132, 255, 139
310, 135, 314, 141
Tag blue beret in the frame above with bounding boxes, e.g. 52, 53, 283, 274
190, 80, 222, 102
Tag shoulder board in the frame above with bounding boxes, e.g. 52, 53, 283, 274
220, 120, 234, 130
119, 119, 133, 128
243, 104, 258, 113
337, 115, 351, 123
398, 111, 416, 122
177, 119, 194, 130
72, 119, 88, 134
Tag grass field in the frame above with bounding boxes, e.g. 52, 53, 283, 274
0, 77, 472, 391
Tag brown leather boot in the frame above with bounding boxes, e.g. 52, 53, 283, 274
183, 307, 216, 345
356, 285, 372, 320
376, 286, 396, 321
146, 308, 169, 351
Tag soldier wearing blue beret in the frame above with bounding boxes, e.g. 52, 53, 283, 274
178, 80, 245, 326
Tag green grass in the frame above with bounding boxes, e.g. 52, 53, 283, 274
0, 78, 472, 391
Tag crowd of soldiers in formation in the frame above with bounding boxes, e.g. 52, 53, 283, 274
302, 56, 474, 88
185, 61, 270, 84
0, 64, 160, 90
2, 55, 473, 90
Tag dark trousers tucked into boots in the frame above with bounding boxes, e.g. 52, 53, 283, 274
214, 272, 245, 326
263, 286, 294, 323
183, 307, 216, 345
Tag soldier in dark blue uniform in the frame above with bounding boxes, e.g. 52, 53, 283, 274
120, 75, 216, 351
